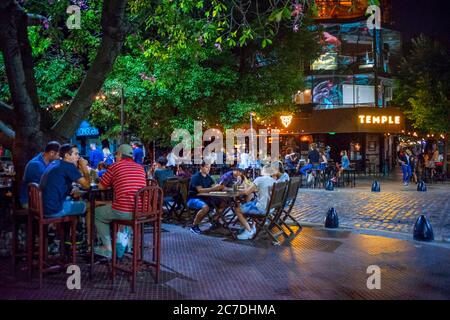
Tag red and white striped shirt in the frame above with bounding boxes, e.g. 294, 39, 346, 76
99, 158, 146, 213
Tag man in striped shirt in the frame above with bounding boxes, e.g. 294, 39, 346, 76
94, 144, 147, 258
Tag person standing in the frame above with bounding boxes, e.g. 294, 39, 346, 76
398, 149, 411, 186
132, 142, 144, 165
19, 141, 61, 207
103, 147, 114, 166
89, 143, 104, 169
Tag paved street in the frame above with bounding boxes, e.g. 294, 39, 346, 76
292, 169, 450, 242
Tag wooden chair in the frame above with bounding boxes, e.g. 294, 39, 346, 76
161, 177, 182, 219
243, 181, 288, 244
275, 177, 302, 240
111, 186, 163, 293
27, 183, 79, 288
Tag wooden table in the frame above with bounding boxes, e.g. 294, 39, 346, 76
197, 190, 242, 228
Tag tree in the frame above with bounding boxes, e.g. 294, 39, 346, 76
395, 34, 450, 168
0, 0, 317, 199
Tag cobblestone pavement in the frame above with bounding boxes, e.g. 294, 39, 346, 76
292, 171, 450, 242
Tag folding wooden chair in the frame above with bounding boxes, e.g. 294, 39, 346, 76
162, 177, 182, 219
243, 181, 288, 244
272, 177, 302, 240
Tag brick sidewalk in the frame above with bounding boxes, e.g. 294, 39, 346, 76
1, 223, 449, 299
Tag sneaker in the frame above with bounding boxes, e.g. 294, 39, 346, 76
237, 227, 255, 240
190, 225, 202, 235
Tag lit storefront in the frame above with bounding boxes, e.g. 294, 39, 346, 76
272, 107, 405, 172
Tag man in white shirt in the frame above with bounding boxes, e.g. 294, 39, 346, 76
238, 150, 250, 169
233, 165, 276, 240
167, 151, 177, 167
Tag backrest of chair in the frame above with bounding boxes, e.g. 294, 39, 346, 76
133, 186, 163, 220
266, 181, 289, 214
28, 182, 43, 219
283, 176, 301, 211
178, 177, 190, 204
162, 177, 180, 198
285, 177, 301, 203
147, 178, 158, 186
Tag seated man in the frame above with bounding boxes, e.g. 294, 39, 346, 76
233, 165, 277, 240
40, 144, 90, 217
20, 141, 60, 207
94, 144, 147, 258
218, 167, 244, 188
153, 156, 175, 187
188, 162, 226, 235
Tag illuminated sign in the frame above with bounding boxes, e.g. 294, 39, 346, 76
76, 120, 99, 137
359, 115, 401, 125
280, 115, 293, 128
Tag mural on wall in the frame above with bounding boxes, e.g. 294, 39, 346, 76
310, 21, 401, 72
313, 80, 342, 109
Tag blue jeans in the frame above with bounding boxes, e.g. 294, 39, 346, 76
47, 200, 86, 218
299, 164, 313, 176
401, 164, 411, 183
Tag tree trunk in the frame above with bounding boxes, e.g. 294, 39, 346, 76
0, 0, 132, 206
0, 1, 45, 201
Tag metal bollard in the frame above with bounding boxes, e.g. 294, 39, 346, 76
413, 215, 434, 241
324, 207, 339, 228
371, 180, 380, 192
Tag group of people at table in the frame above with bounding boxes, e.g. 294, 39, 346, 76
19, 142, 293, 261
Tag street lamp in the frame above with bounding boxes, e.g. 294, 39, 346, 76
120, 87, 125, 145
250, 112, 256, 179
110, 87, 125, 145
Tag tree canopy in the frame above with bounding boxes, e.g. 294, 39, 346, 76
1, 0, 320, 149
395, 35, 450, 134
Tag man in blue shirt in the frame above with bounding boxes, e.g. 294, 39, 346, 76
20, 141, 60, 206
188, 162, 225, 234
40, 144, 90, 217
153, 156, 174, 186
132, 142, 144, 164
89, 143, 104, 169
218, 168, 244, 187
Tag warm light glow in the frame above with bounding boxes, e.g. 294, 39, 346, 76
280, 115, 293, 128
359, 115, 401, 125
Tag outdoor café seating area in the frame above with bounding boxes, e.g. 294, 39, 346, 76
1, 159, 307, 292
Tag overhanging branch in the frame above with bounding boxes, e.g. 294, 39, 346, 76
51, 0, 131, 139
27, 13, 46, 26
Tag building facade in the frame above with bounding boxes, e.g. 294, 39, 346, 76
276, 0, 403, 172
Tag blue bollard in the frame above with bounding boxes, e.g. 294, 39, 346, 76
325, 180, 334, 191
371, 180, 380, 192
417, 180, 427, 192
413, 215, 434, 241
325, 207, 339, 228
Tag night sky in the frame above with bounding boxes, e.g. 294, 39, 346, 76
391, 0, 450, 45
